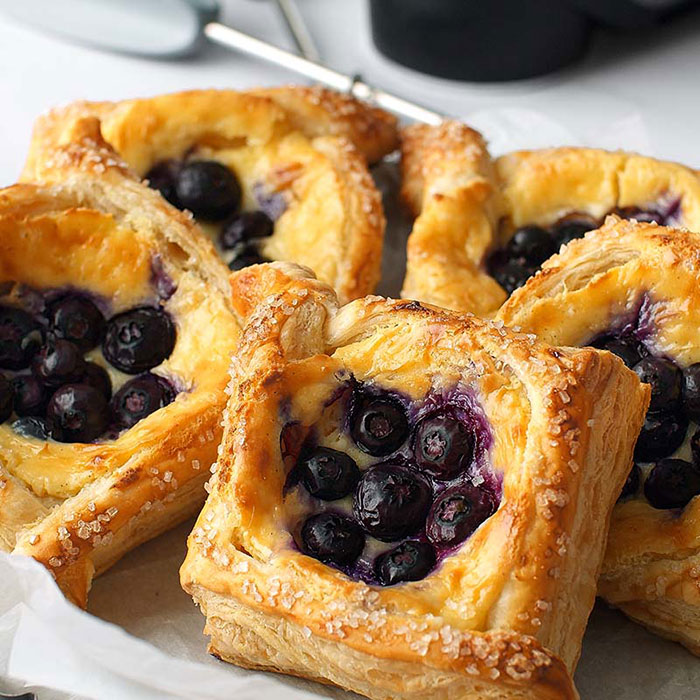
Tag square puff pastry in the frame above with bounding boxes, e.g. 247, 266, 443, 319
1, 119, 240, 607
400, 121, 700, 317
180, 262, 648, 699
22, 86, 400, 304
497, 216, 700, 655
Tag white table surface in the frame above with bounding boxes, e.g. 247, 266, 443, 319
2, 2, 700, 699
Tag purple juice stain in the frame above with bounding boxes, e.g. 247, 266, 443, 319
284, 377, 503, 586
150, 254, 177, 301
253, 182, 287, 221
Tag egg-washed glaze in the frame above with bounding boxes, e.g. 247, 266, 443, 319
23, 87, 400, 304
0, 122, 240, 608
498, 216, 700, 656
181, 261, 647, 700
400, 121, 700, 317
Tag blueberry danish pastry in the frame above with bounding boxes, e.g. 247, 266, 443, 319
180, 263, 648, 699
498, 216, 700, 655
401, 121, 700, 316
1, 121, 239, 607
24, 87, 399, 303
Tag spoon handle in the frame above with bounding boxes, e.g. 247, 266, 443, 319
203, 21, 444, 124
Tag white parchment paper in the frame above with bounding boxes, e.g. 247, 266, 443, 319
1, 109, 700, 699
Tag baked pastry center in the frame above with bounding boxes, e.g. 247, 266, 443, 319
0, 287, 179, 444
588, 296, 700, 511
487, 202, 681, 295
285, 382, 501, 585
145, 158, 278, 271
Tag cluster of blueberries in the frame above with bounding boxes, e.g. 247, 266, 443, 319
0, 293, 177, 443
145, 159, 274, 270
592, 330, 700, 509
294, 391, 499, 586
487, 208, 667, 295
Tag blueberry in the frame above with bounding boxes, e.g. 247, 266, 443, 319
644, 458, 700, 509
175, 160, 241, 221
350, 394, 409, 457
353, 464, 432, 542
633, 357, 682, 412
506, 225, 556, 266
590, 334, 644, 368
488, 258, 536, 295
618, 463, 641, 501
48, 295, 105, 352
83, 362, 113, 400
103, 307, 176, 374
414, 410, 474, 479
300, 512, 365, 566
145, 159, 182, 208
0, 306, 43, 370
693, 429, 700, 465
634, 410, 689, 462
220, 211, 274, 250
111, 373, 175, 428
31, 338, 86, 389
228, 247, 269, 271
617, 207, 665, 225
298, 447, 360, 501
375, 541, 436, 586
426, 483, 496, 546
12, 416, 49, 440
682, 363, 700, 422
0, 375, 13, 423
46, 384, 111, 443
553, 219, 594, 247
11, 374, 46, 417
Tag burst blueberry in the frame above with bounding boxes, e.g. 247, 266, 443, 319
375, 541, 436, 586
111, 373, 175, 428
591, 334, 644, 368
48, 294, 105, 352
300, 512, 365, 566
488, 258, 537, 295
175, 160, 241, 221
31, 338, 86, 389
11, 374, 46, 416
644, 458, 700, 509
553, 218, 594, 247
682, 363, 700, 422
426, 483, 496, 546
618, 463, 641, 501
220, 211, 274, 250
0, 306, 43, 370
12, 416, 49, 440
228, 247, 269, 271
414, 409, 474, 479
634, 409, 689, 462
0, 375, 13, 423
103, 307, 176, 374
616, 207, 665, 225
353, 464, 432, 542
506, 225, 556, 265
83, 362, 113, 400
633, 357, 682, 412
298, 446, 360, 501
351, 394, 409, 456
46, 384, 111, 443
144, 159, 182, 208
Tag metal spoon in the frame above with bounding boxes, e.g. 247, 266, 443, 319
1, 0, 443, 124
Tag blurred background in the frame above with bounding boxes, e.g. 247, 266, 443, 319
1, 0, 700, 185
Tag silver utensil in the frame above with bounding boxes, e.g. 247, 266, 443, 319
1, 0, 444, 124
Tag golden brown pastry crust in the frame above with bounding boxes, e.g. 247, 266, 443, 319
180, 262, 648, 699
401, 121, 700, 316
23, 87, 398, 304
2, 121, 240, 607
497, 216, 700, 655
